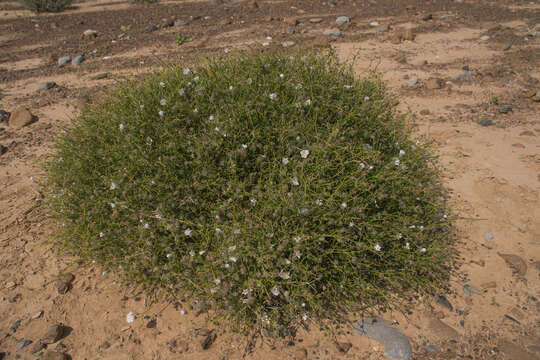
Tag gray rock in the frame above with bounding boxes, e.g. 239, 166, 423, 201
485, 232, 494, 240
82, 29, 98, 37
58, 56, 71, 65
336, 16, 350, 25
408, 77, 419, 85
440, 15, 448, 20
72, 55, 84, 65
10, 319, 21, 333
0, 144, 7, 156
36, 82, 56, 91
200, 329, 217, 350
376, 25, 390, 33
282, 41, 296, 48
0, 109, 10, 123
41, 324, 64, 344
16, 339, 32, 350
478, 118, 493, 127
369, 21, 380, 27
456, 71, 472, 80
353, 317, 411, 360
435, 295, 453, 311
8, 107, 36, 128
287, 25, 295, 34
90, 73, 109, 80
174, 19, 190, 26
424, 345, 437, 352
499, 105, 512, 114
463, 284, 481, 297
323, 28, 341, 36
146, 25, 159, 32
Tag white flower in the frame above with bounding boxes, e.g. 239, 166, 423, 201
284, 259, 291, 265
250, 198, 257, 206
159, 81, 165, 87
374, 244, 382, 251
184, 228, 192, 237
139, 104, 144, 110
119, 123, 124, 131
209, 115, 215, 121
302, 314, 308, 321
294, 236, 301, 243
399, 149, 406, 157
224, 48, 230, 53
193, 76, 199, 81
420, 247, 427, 253
233, 229, 241, 235
224, 263, 230, 269
394, 158, 400, 166
183, 68, 191, 75
344, 85, 353, 90
397, 233, 403, 239
189, 250, 195, 257
360, 162, 366, 169
294, 250, 301, 259
215, 228, 222, 233
301, 302, 306, 307
199, 250, 206, 255
229, 256, 237, 262
271, 286, 280, 296
228, 245, 237, 252
160, 98, 167, 106
340, 202, 347, 209
291, 177, 299, 186
368, 165, 374, 170
110, 182, 118, 190
315, 199, 323, 206
409, 225, 416, 229
229, 85, 234, 91
262, 42, 270, 46
246, 78, 253, 85
193, 108, 198, 114
279, 271, 290, 280
215, 127, 220, 132
443, 214, 448, 219
242, 144, 248, 149
109, 202, 116, 208
180, 309, 186, 315
269, 93, 277, 100
166, 253, 173, 259
282, 157, 289, 165
364, 96, 370, 102
304, 99, 312, 106
143, 223, 150, 229
178, 88, 185, 96
158, 110, 164, 117
300, 149, 310, 158
405, 242, 410, 250
295, 83, 303, 90
214, 278, 221, 285
210, 287, 217, 294
126, 312, 135, 323
99, 232, 105, 238
279, 73, 284, 79
349, 221, 355, 227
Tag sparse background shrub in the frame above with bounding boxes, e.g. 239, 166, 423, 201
44, 51, 453, 334
18, 0, 73, 12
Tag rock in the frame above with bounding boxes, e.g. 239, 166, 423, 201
0, 109, 10, 123
423, 14, 433, 21
369, 21, 380, 27
481, 281, 497, 289
72, 55, 84, 65
282, 41, 296, 48
485, 232, 494, 240
41, 324, 65, 344
168, 337, 189, 353
293, 347, 308, 359
376, 25, 390, 33
58, 56, 71, 65
424, 345, 437, 351
480, 35, 490, 41
8, 107, 36, 128
462, 65, 470, 71
161, 16, 175, 27
353, 317, 411, 360
287, 25, 295, 34
498, 253, 527, 276
435, 295, 453, 311
99, 341, 111, 350
427, 318, 459, 339
32, 310, 44, 319
478, 118, 493, 126
424, 78, 443, 89
335, 341, 352, 353
0, 144, 7, 156
200, 329, 217, 350
498, 105, 512, 113
83, 29, 98, 37
174, 19, 190, 26
16, 339, 32, 350
9, 320, 21, 333
90, 72, 109, 80
503, 42, 512, 51
55, 273, 74, 294
499, 340, 537, 360
408, 77, 419, 85
310, 18, 323, 23
336, 16, 350, 25
30, 341, 45, 354
420, 109, 430, 115
36, 82, 56, 91
456, 71, 472, 80
463, 284, 481, 297
146, 318, 157, 328
323, 28, 341, 36
43, 351, 67, 360
146, 25, 159, 32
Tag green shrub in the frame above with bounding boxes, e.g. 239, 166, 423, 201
44, 51, 453, 334
19, 0, 73, 12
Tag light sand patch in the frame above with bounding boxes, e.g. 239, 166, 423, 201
2, 57, 44, 71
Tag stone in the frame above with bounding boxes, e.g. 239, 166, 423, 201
485, 232, 494, 240
16, 339, 32, 350
58, 56, 71, 65
503, 42, 512, 51
0, 144, 7, 156
480, 35, 490, 41
425, 78, 443, 89
420, 109, 430, 115
369, 21, 380, 27
498, 253, 527, 276
36, 82, 56, 91
83, 29, 98, 37
463, 284, 481, 297
30, 341, 45, 353
335, 341, 352, 353
336, 16, 350, 25
8, 107, 36, 128
10, 319, 21, 333
90, 73, 109, 80
282, 41, 296, 48
55, 272, 74, 294
478, 118, 493, 127
0, 109, 10, 123
323, 28, 341, 36
376, 25, 390, 33
427, 318, 459, 339
310, 18, 323, 23
32, 310, 44, 319
287, 25, 295, 34
41, 324, 65, 344
424, 345, 437, 351
408, 77, 419, 85
72, 56, 84, 65
146, 25, 159, 32
498, 105, 512, 113
146, 318, 157, 328
43, 351, 67, 360
200, 329, 217, 350
353, 317, 411, 360
423, 14, 433, 21
174, 19, 190, 26
435, 295, 453, 311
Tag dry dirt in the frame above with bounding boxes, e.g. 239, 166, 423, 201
1, 0, 539, 359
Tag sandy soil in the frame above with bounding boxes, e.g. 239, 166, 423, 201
1, 0, 539, 359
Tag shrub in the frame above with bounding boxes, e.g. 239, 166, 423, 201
18, 0, 73, 12
44, 51, 453, 334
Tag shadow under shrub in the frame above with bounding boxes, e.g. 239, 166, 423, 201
19, 0, 73, 12
44, 51, 453, 334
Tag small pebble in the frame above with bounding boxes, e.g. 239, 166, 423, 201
485, 232, 494, 240
336, 16, 350, 25
16, 340, 32, 350
369, 21, 380, 27
72, 55, 84, 65
408, 77, 419, 85
282, 41, 296, 47
58, 56, 71, 65
323, 28, 341, 36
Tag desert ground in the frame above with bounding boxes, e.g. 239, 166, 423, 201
0, 0, 539, 359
